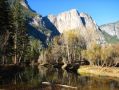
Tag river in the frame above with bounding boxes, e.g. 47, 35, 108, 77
0, 65, 119, 90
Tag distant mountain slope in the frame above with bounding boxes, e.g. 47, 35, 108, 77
100, 21, 119, 38
100, 21, 119, 43
8, 0, 53, 46
102, 31, 119, 44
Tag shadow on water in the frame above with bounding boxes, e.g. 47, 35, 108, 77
1, 65, 119, 90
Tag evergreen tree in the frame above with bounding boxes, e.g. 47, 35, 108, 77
0, 0, 31, 64
11, 0, 30, 64
0, 0, 15, 64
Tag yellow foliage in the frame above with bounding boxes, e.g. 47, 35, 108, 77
63, 29, 80, 44
82, 43, 114, 65
101, 45, 113, 61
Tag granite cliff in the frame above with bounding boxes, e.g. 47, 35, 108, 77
42, 9, 105, 44
100, 21, 119, 38
19, 0, 119, 45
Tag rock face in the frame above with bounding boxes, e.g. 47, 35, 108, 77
29, 15, 42, 27
18, 0, 52, 46
100, 21, 119, 39
16, 0, 119, 45
19, 0, 43, 28
43, 9, 105, 44
20, 0, 28, 9
19, 0, 108, 45
43, 9, 97, 33
19, 1, 106, 45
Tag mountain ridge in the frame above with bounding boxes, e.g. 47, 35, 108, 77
19, 0, 118, 45
42, 9, 105, 44
100, 21, 119, 39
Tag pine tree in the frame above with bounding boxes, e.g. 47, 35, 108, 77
0, 0, 15, 64
0, 0, 31, 64
16, 3, 30, 64
11, 0, 30, 64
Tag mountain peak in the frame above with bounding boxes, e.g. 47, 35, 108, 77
69, 9, 78, 13
44, 9, 98, 33
57, 9, 79, 17
42, 9, 105, 44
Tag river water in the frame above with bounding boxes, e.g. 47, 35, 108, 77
0, 65, 119, 90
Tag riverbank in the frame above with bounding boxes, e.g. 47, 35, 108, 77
0, 64, 24, 78
78, 65, 119, 78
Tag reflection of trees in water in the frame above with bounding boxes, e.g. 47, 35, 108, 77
38, 66, 119, 90
0, 66, 41, 90
38, 66, 86, 89
1, 66, 119, 90
38, 65, 63, 83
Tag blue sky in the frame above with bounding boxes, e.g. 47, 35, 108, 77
27, 0, 119, 25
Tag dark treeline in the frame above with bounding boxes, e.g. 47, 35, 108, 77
0, 0, 32, 65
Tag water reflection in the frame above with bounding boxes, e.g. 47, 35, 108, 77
0, 65, 119, 90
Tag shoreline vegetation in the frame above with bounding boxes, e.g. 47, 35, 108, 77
78, 65, 119, 78
1, 63, 119, 80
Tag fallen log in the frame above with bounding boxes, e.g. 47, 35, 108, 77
42, 82, 77, 89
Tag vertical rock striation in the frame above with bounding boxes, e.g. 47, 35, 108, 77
43, 9, 105, 44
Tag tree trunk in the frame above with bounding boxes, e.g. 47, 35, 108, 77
2, 31, 10, 65
2, 55, 5, 64
66, 44, 70, 64
13, 32, 17, 64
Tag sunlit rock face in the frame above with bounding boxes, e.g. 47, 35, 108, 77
19, 0, 105, 44
29, 15, 42, 27
43, 9, 105, 44
44, 9, 98, 33
20, 0, 28, 9
19, 0, 52, 45
20, 0, 43, 30
100, 21, 119, 38
19, 0, 106, 45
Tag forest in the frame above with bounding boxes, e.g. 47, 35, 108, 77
0, 0, 119, 70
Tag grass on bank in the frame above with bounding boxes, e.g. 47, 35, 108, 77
78, 65, 119, 78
